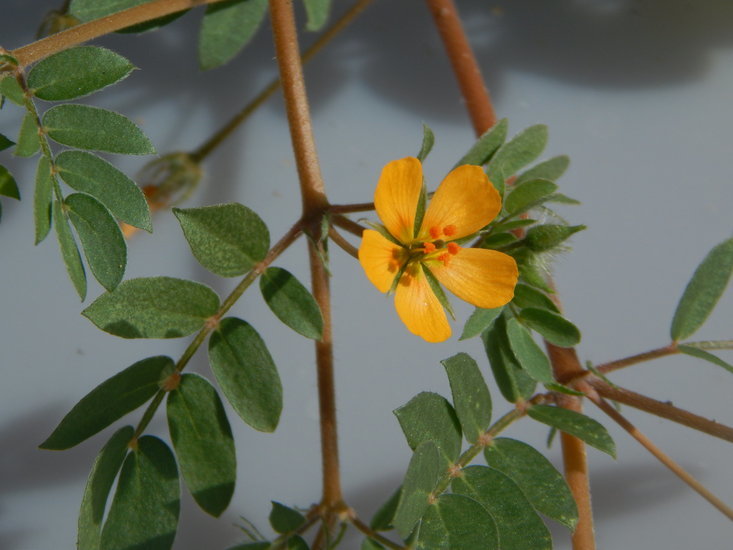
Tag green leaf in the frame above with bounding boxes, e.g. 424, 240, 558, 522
441, 353, 492, 443
484, 437, 577, 529
0, 74, 24, 105
34, 157, 54, 244
511, 283, 559, 313
27, 46, 134, 101
519, 307, 581, 348
269, 502, 306, 534
516, 155, 570, 185
524, 224, 585, 252
40, 356, 174, 450
260, 267, 323, 339
43, 104, 155, 154
394, 392, 462, 466
167, 374, 236, 517
66, 193, 126, 291
455, 119, 507, 167
174, 203, 269, 277
487, 124, 548, 188
452, 466, 551, 550
482, 315, 537, 403
670, 238, 733, 341
459, 307, 502, 340
678, 344, 733, 375
393, 441, 442, 539
416, 493, 498, 550
208, 317, 282, 432
416, 123, 435, 162
56, 150, 152, 231
505, 318, 554, 384
528, 404, 616, 457
370, 486, 402, 531
0, 165, 19, 199
100, 436, 180, 550
422, 263, 455, 320
481, 232, 517, 249
78, 426, 133, 550
362, 540, 385, 550
69, 0, 188, 33
83, 276, 220, 338
198, 0, 268, 70
54, 199, 87, 300
15, 112, 41, 157
0, 133, 14, 151
303, 0, 332, 31
503, 179, 558, 216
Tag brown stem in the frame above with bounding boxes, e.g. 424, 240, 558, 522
587, 378, 733, 443
328, 226, 359, 259
331, 214, 366, 238
191, 0, 374, 162
269, 0, 328, 215
424, 0, 497, 135
350, 517, 406, 550
328, 201, 375, 214
595, 343, 678, 375
11, 0, 228, 68
583, 384, 733, 521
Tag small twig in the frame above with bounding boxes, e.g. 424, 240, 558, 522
328, 201, 375, 214
328, 226, 359, 259
331, 214, 366, 238
595, 343, 679, 375
350, 517, 406, 550
582, 383, 733, 521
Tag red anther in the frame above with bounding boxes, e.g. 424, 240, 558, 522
429, 226, 441, 239
438, 253, 451, 266
423, 242, 436, 253
447, 242, 461, 255
443, 224, 457, 236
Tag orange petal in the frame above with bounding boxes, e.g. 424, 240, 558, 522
419, 164, 501, 241
429, 248, 518, 309
358, 229, 404, 293
394, 266, 451, 343
374, 157, 423, 243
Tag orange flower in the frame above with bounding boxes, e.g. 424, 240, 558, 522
358, 157, 518, 342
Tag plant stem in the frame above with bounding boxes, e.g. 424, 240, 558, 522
328, 226, 359, 259
328, 201, 376, 215
269, 0, 344, 526
424, 0, 497, 135
11, 0, 229, 68
594, 343, 678, 375
350, 517, 406, 550
424, 1, 595, 546
191, 0, 374, 162
582, 384, 733, 521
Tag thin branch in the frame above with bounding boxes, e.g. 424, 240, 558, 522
595, 343, 679, 375
328, 226, 359, 259
331, 214, 366, 238
583, 384, 733, 521
11, 0, 228, 68
586, 377, 733, 443
328, 201, 375, 215
350, 517, 406, 550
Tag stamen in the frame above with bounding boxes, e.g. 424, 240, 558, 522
437, 253, 451, 266
447, 242, 461, 255
429, 226, 441, 240
399, 272, 412, 287
443, 225, 457, 237
422, 242, 436, 253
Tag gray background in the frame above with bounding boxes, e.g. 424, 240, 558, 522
1, 0, 732, 548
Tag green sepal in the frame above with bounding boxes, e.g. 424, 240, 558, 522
416, 123, 435, 162
422, 263, 454, 320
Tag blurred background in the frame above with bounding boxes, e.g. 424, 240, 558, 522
1, 0, 732, 548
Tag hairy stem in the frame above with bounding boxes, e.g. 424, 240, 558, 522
594, 343, 678, 375
191, 0, 374, 162
350, 517, 406, 550
11, 0, 229, 68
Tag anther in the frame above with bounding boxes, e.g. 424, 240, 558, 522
443, 225, 457, 237
447, 242, 461, 255
422, 242, 436, 253
429, 226, 441, 240
438, 253, 451, 266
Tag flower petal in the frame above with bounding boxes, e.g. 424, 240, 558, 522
359, 229, 403, 293
374, 157, 423, 243
429, 248, 518, 309
419, 164, 501, 241
394, 266, 451, 343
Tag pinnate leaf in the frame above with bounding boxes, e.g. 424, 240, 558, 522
174, 203, 269, 277
482, 315, 537, 402
54, 199, 87, 300
528, 404, 616, 457
485, 437, 578, 529
28, 46, 134, 101
459, 307, 502, 340
167, 374, 235, 517
208, 317, 282, 432
78, 426, 133, 550
519, 307, 581, 347
83, 277, 220, 338
56, 150, 151, 231
40, 356, 174, 450
43, 104, 155, 154
198, 0, 268, 70
670, 237, 733, 341
506, 318, 554, 383
66, 193, 126, 291
417, 493, 498, 550
260, 267, 323, 339
488, 124, 548, 186
455, 118, 508, 168
393, 441, 442, 539
441, 353, 492, 443
100, 436, 180, 550
394, 392, 462, 466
